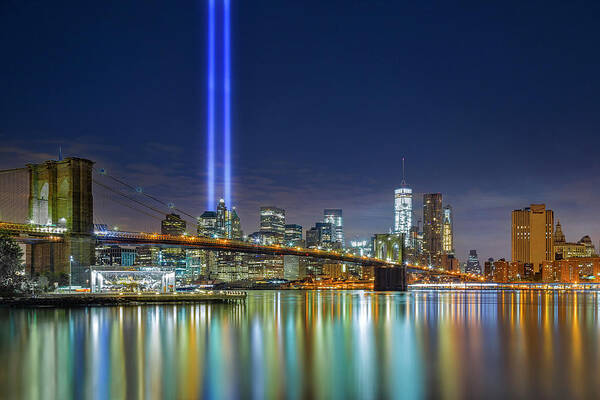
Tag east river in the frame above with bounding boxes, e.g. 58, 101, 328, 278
2, 290, 600, 399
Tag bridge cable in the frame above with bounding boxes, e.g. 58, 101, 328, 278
93, 169, 198, 221
92, 179, 169, 219
94, 189, 164, 222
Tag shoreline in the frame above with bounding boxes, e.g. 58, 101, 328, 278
0, 292, 246, 307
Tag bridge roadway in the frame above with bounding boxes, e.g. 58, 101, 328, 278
0, 222, 480, 281
0, 221, 66, 243
95, 230, 479, 280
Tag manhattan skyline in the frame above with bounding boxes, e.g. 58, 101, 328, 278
2, 1, 600, 260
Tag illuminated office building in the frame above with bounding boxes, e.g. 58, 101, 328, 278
306, 222, 334, 249
553, 221, 597, 259
324, 209, 344, 247
285, 224, 303, 246
394, 187, 412, 247
423, 193, 443, 266
260, 206, 285, 244
197, 211, 217, 237
511, 204, 554, 272
161, 213, 186, 236
442, 205, 454, 255
198, 199, 241, 240
465, 249, 481, 274
348, 239, 373, 258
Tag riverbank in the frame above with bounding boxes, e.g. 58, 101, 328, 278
0, 291, 246, 307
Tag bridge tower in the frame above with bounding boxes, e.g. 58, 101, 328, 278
373, 233, 407, 290
26, 158, 94, 284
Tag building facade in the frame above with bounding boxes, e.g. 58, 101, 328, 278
394, 187, 412, 247
197, 200, 242, 240
423, 193, 443, 266
324, 209, 344, 247
260, 206, 285, 244
465, 250, 481, 274
442, 205, 454, 255
161, 213, 186, 236
306, 222, 334, 249
553, 221, 597, 259
284, 224, 303, 246
511, 204, 554, 272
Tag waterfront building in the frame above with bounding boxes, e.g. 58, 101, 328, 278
135, 246, 161, 266
283, 255, 305, 281
161, 213, 186, 236
484, 258, 494, 280
284, 224, 303, 246
465, 250, 481, 274
423, 193, 443, 266
324, 209, 344, 247
441, 253, 459, 271
541, 261, 556, 282
260, 206, 285, 244
322, 263, 350, 280
493, 259, 509, 283
553, 222, 597, 259
95, 245, 137, 266
511, 204, 554, 273
540, 257, 600, 283
159, 247, 187, 268
442, 205, 454, 255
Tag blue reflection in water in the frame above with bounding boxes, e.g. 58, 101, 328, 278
3, 290, 600, 399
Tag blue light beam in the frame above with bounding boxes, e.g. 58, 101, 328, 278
206, 0, 216, 210
223, 0, 232, 207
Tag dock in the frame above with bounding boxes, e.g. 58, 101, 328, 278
0, 291, 247, 307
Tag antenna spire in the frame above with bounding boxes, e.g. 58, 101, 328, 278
401, 156, 406, 186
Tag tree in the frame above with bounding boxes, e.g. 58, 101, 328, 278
0, 234, 29, 296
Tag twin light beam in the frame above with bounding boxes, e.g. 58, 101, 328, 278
206, 0, 231, 210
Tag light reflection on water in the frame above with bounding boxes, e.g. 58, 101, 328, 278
2, 290, 600, 399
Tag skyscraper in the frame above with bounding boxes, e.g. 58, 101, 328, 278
284, 224, 303, 246
260, 206, 285, 243
442, 205, 454, 255
324, 209, 344, 247
511, 204, 554, 273
161, 213, 186, 236
423, 193, 443, 266
197, 211, 217, 237
466, 250, 481, 274
394, 158, 412, 247
306, 222, 334, 248
198, 199, 241, 239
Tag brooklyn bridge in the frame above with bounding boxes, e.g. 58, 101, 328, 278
0, 157, 479, 290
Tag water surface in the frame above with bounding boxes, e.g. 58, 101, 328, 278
2, 290, 600, 399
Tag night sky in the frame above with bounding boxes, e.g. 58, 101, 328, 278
2, 1, 600, 261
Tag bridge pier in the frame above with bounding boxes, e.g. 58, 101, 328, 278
374, 266, 407, 291
25, 158, 95, 286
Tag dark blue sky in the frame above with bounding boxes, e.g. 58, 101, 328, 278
2, 0, 600, 260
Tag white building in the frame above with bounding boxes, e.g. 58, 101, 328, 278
394, 187, 412, 246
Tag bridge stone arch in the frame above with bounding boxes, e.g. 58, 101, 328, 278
26, 158, 95, 284
374, 233, 404, 264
